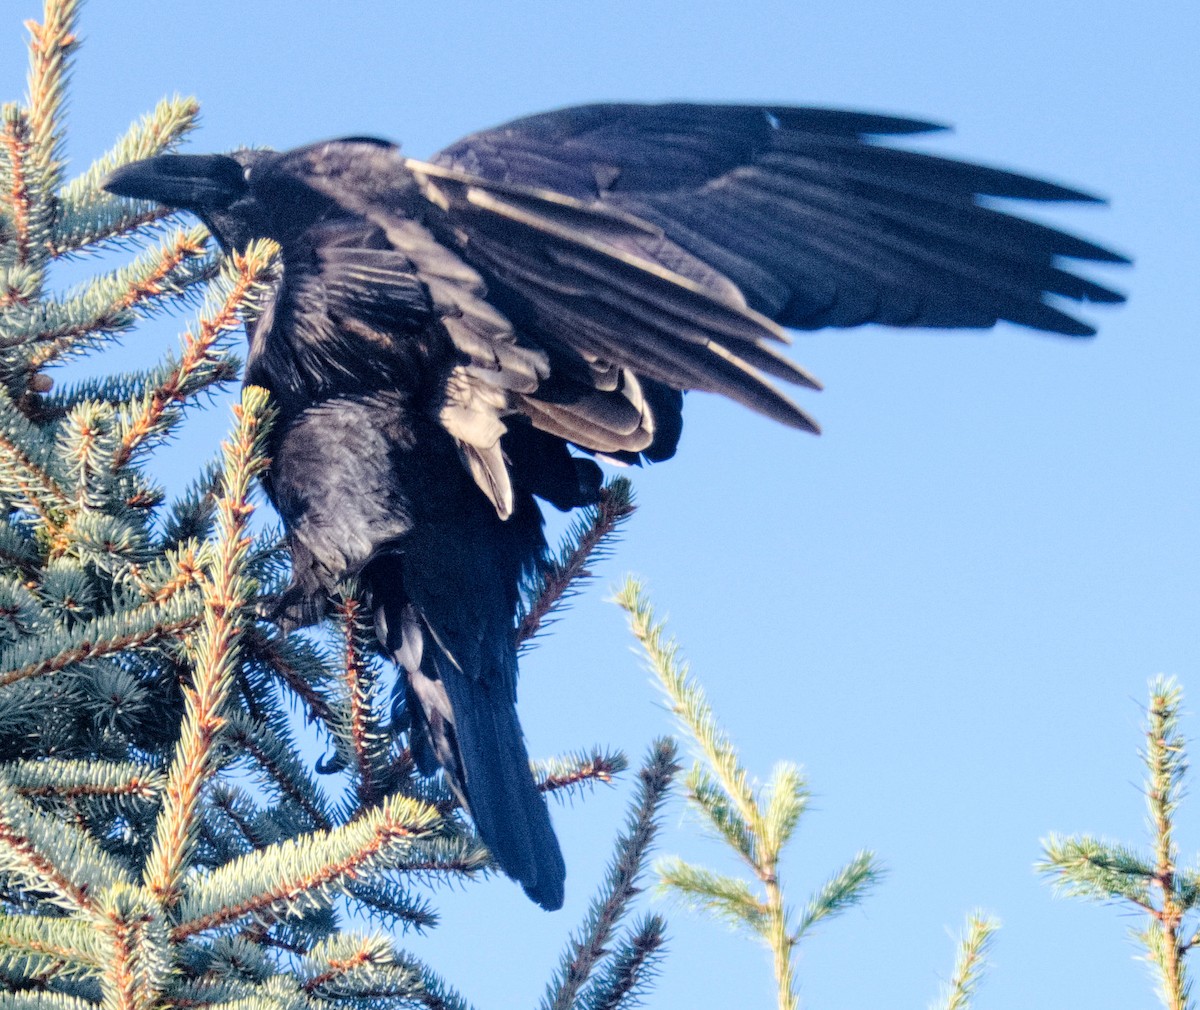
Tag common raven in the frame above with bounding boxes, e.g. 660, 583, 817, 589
103, 103, 1125, 910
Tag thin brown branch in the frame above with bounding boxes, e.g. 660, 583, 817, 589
539, 756, 623, 794
0, 614, 199, 687
112, 248, 262, 471
170, 813, 426, 941
517, 482, 635, 646
247, 628, 336, 727
29, 230, 210, 370
143, 391, 271, 907
2, 112, 34, 266
339, 594, 379, 806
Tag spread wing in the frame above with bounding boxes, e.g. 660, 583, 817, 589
432, 103, 1127, 335
269, 136, 825, 463
262, 104, 1126, 510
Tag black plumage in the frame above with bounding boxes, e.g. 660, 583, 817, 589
102, 102, 1125, 910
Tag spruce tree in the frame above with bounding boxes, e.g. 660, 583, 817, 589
0, 3, 675, 1008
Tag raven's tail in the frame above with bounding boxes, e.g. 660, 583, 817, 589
371, 570, 565, 910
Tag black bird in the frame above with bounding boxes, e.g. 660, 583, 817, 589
103, 103, 1125, 910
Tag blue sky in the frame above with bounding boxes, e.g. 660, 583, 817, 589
5, 1, 1198, 1006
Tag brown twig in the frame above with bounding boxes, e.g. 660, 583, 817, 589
539, 756, 623, 794
0, 613, 199, 688
29, 230, 210, 369
143, 391, 271, 907
170, 807, 430, 942
2, 113, 34, 267
112, 247, 267, 472
517, 482, 635, 646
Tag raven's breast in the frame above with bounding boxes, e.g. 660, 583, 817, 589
264, 390, 522, 590
267, 392, 423, 583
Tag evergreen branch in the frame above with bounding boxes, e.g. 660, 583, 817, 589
298, 932, 472, 1009
0, 575, 43, 645
655, 858, 767, 937
761, 762, 808, 860
28, 557, 95, 623
614, 577, 764, 847
1038, 834, 1157, 906
0, 994, 98, 1010
299, 933, 395, 995
575, 914, 666, 1010
162, 981, 260, 1009
1178, 871, 1200, 913
143, 387, 273, 908
1, 109, 36, 271
1146, 677, 1191, 1010
16, 228, 214, 369
0, 775, 130, 915
6, 759, 162, 806
59, 400, 120, 512
1142, 919, 1196, 1010
541, 738, 677, 1010
224, 712, 332, 831
342, 879, 439, 934
334, 591, 388, 808
1148, 676, 1186, 883
205, 782, 270, 856
0, 605, 199, 688
112, 242, 276, 471
534, 748, 628, 801
57, 510, 152, 579
793, 850, 882, 941
247, 629, 337, 730
517, 478, 635, 649
382, 951, 474, 1010
684, 767, 756, 865
22, 0, 78, 207
619, 578, 880, 1010
97, 887, 170, 1010
0, 524, 39, 580
932, 912, 1000, 1010
0, 914, 105, 980
172, 791, 444, 941
1, 0, 78, 285
158, 463, 221, 548
1039, 677, 1199, 1010
0, 390, 69, 528
127, 543, 205, 605
370, 845, 493, 880
0, 264, 40, 314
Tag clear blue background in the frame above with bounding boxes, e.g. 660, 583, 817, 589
5, 2, 1197, 1007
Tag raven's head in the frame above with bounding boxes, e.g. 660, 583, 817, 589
103, 150, 275, 253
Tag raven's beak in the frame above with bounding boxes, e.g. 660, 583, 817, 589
102, 154, 247, 209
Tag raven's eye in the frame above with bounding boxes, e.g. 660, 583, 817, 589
243, 165, 253, 183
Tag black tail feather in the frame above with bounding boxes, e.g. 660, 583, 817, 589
373, 577, 566, 910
